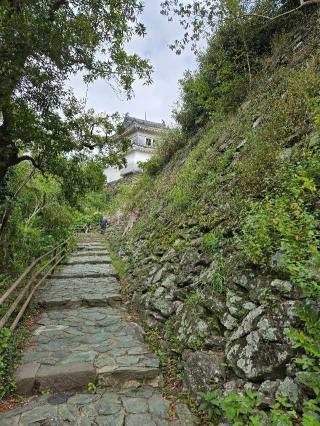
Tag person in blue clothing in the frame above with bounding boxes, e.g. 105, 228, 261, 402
100, 216, 108, 234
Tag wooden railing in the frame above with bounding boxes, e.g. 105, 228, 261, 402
0, 221, 99, 331
0, 238, 72, 331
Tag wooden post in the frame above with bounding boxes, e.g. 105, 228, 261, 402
61, 243, 66, 262
29, 257, 36, 296
51, 249, 56, 275
31, 257, 36, 281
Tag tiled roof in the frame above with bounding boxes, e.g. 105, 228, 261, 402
123, 115, 166, 131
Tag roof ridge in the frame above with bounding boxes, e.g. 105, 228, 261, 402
123, 115, 166, 129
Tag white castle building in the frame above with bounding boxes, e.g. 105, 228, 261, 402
105, 115, 166, 183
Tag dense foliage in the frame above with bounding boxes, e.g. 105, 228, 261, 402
169, 0, 318, 134
0, 161, 107, 275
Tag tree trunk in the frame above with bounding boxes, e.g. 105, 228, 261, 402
0, 132, 19, 204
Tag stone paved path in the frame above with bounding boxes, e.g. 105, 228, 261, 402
0, 235, 196, 425
0, 387, 195, 426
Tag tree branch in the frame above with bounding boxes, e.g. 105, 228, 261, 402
0, 168, 36, 237
244, 0, 320, 21
25, 194, 48, 226
48, 0, 68, 20
90, 123, 95, 138
16, 155, 45, 172
80, 142, 96, 150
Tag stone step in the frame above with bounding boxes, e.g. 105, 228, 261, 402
65, 254, 112, 265
78, 241, 105, 245
72, 250, 108, 256
36, 277, 121, 308
77, 244, 106, 251
14, 307, 161, 396
51, 263, 118, 279
72, 250, 108, 257
0, 387, 196, 425
78, 241, 105, 244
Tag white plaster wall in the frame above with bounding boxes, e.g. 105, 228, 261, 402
121, 150, 153, 175
135, 150, 153, 164
124, 151, 137, 171
104, 166, 122, 183
129, 133, 139, 145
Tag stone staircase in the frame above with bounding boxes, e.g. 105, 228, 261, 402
0, 235, 196, 425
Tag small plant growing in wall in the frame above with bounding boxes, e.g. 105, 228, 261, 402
87, 376, 99, 393
186, 291, 206, 306
270, 396, 298, 425
87, 382, 97, 393
40, 387, 53, 396
198, 388, 221, 421
202, 230, 226, 253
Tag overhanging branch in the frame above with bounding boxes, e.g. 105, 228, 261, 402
79, 142, 96, 150
244, 0, 320, 21
16, 155, 45, 172
0, 168, 36, 237
48, 0, 68, 20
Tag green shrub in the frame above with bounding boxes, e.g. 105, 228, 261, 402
199, 388, 319, 425
198, 388, 266, 425
203, 230, 225, 253
156, 129, 186, 165
140, 157, 163, 176
0, 328, 15, 399
142, 129, 186, 176
0, 327, 29, 399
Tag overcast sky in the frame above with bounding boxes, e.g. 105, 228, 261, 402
68, 1, 197, 125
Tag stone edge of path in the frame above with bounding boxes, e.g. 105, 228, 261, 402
36, 293, 122, 309
72, 250, 108, 256
14, 361, 162, 396
64, 257, 112, 265
48, 269, 119, 279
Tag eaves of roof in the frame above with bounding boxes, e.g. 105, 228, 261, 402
126, 144, 155, 154
122, 125, 164, 137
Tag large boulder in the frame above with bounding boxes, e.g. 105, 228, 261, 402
152, 297, 175, 318
150, 285, 175, 318
221, 313, 239, 331
183, 350, 226, 394
226, 289, 256, 318
258, 380, 281, 406
276, 377, 302, 406
201, 289, 226, 317
174, 304, 218, 350
226, 302, 300, 381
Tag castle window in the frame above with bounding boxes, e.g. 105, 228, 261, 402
145, 137, 153, 146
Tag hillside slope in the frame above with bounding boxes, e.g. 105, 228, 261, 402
107, 10, 320, 425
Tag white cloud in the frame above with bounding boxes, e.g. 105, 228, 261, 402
68, 0, 197, 125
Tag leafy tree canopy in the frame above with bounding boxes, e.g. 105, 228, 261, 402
0, 0, 152, 199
